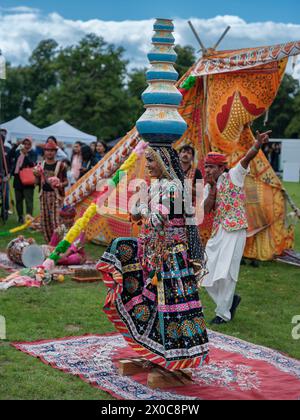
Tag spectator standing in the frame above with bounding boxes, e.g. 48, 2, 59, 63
79, 145, 93, 178
34, 139, 68, 243
0, 130, 11, 219
12, 138, 37, 223
90, 141, 97, 155
92, 140, 107, 166
70, 142, 83, 184
271, 143, 281, 173
46, 136, 68, 162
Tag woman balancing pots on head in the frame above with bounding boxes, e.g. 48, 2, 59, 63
97, 144, 209, 371
98, 21, 208, 371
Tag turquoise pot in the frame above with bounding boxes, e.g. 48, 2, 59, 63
136, 18, 188, 145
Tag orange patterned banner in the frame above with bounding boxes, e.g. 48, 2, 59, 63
72, 45, 297, 260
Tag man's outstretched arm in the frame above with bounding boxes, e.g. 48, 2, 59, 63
241, 130, 272, 170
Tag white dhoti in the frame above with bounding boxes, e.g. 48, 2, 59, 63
202, 227, 247, 321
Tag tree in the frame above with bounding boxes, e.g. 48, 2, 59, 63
32, 34, 134, 139
126, 68, 147, 126
174, 45, 196, 79
0, 64, 30, 122
28, 39, 59, 106
252, 74, 299, 138
0, 40, 59, 124
285, 90, 300, 138
5, 34, 299, 143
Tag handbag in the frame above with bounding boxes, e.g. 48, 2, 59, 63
19, 167, 36, 186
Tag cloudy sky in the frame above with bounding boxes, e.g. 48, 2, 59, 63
1, 0, 300, 77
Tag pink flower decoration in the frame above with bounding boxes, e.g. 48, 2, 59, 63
134, 141, 148, 157
42, 259, 55, 271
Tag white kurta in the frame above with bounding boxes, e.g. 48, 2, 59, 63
202, 162, 249, 321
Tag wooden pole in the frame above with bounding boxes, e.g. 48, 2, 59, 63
213, 26, 231, 50
188, 20, 207, 55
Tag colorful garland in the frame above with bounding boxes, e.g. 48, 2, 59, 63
178, 75, 197, 97
42, 141, 148, 271
0, 216, 33, 237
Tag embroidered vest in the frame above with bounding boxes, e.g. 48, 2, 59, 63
212, 172, 248, 236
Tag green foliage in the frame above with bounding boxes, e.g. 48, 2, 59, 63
28, 39, 59, 105
31, 34, 133, 140
252, 74, 300, 138
127, 68, 147, 125
1, 35, 300, 142
285, 92, 300, 138
0, 35, 147, 140
174, 45, 196, 79
0, 65, 31, 121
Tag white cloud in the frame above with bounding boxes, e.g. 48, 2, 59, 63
0, 6, 40, 13
0, 8, 300, 79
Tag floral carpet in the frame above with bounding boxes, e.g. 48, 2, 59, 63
12, 331, 300, 400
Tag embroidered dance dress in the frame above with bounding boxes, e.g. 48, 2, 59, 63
97, 147, 209, 371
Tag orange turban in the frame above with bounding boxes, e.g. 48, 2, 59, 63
205, 152, 228, 167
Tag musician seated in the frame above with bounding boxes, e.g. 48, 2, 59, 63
48, 206, 87, 266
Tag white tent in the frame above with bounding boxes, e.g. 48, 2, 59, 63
1, 116, 45, 142
270, 139, 300, 182
41, 120, 97, 144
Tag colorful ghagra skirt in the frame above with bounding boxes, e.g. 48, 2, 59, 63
97, 237, 209, 371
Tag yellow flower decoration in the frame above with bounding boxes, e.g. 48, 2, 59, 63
65, 203, 97, 243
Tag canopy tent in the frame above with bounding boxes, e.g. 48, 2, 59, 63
0, 116, 45, 142
107, 137, 122, 149
65, 39, 300, 261
40, 120, 97, 144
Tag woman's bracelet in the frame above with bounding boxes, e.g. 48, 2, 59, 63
251, 144, 261, 153
208, 186, 217, 196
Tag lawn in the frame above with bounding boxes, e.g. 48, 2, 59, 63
0, 182, 299, 400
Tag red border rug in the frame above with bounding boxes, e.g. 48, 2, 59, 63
12, 331, 300, 400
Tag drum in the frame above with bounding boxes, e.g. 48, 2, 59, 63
7, 236, 45, 268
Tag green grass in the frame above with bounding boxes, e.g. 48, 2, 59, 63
0, 182, 299, 400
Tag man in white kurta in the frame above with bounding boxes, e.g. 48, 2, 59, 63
202, 130, 271, 324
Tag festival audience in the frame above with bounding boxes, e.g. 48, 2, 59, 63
12, 138, 37, 223
90, 141, 97, 155
0, 130, 13, 218
1, 135, 108, 225
46, 136, 68, 162
70, 142, 83, 183
92, 140, 107, 166
34, 139, 68, 243
179, 145, 203, 196
262, 142, 282, 173
79, 144, 93, 178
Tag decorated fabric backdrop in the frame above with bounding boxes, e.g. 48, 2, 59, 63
69, 45, 296, 260
203, 58, 294, 259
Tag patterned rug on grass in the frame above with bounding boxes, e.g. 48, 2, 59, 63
0, 252, 99, 277
12, 331, 300, 400
0, 251, 99, 290
0, 252, 97, 275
